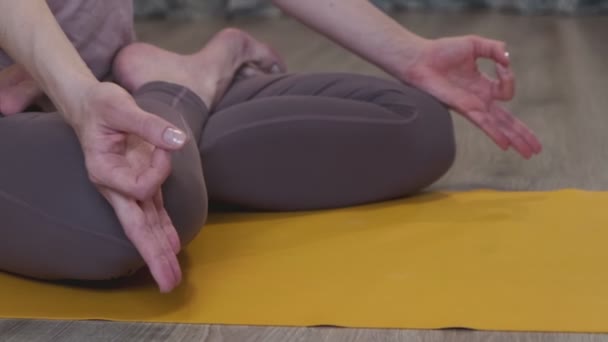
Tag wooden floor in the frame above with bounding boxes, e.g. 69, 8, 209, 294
2, 11, 608, 342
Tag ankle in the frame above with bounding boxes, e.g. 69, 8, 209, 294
194, 78, 218, 109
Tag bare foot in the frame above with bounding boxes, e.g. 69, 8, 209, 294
113, 28, 286, 108
0, 64, 43, 115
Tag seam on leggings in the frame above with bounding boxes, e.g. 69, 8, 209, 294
341, 88, 361, 100
368, 89, 412, 103
137, 81, 207, 113
170, 88, 189, 108
203, 108, 419, 151
211, 74, 293, 114
171, 88, 194, 132
342, 88, 419, 120
163, 87, 203, 143
237, 77, 418, 120
312, 78, 342, 96
0, 188, 135, 249
278, 83, 297, 96
244, 74, 293, 102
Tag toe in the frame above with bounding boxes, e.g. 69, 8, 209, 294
0, 83, 41, 115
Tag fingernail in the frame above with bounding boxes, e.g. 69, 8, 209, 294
504, 51, 510, 59
163, 127, 187, 147
241, 67, 258, 77
271, 64, 281, 74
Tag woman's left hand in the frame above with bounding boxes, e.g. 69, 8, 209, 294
402, 35, 542, 159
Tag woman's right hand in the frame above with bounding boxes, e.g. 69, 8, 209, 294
72, 82, 188, 200
1, 65, 186, 291
0, 0, 186, 292
99, 133, 183, 293
69, 81, 188, 292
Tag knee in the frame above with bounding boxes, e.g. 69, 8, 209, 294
13, 238, 146, 282
79, 154, 208, 282
49, 229, 147, 281
357, 76, 456, 178
3, 206, 204, 283
387, 85, 456, 190
75, 245, 145, 281
161, 152, 209, 247
83, 151, 209, 281
415, 92, 456, 177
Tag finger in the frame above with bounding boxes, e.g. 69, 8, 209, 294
142, 198, 182, 285
411, 73, 512, 151
250, 42, 287, 74
467, 110, 511, 151
140, 198, 182, 292
127, 148, 171, 200
497, 118, 534, 159
491, 63, 515, 101
108, 102, 189, 151
87, 156, 163, 201
416, 74, 484, 116
493, 104, 543, 154
142, 199, 161, 235
154, 190, 181, 254
470, 35, 510, 66
493, 104, 542, 154
105, 190, 181, 293
236, 63, 264, 80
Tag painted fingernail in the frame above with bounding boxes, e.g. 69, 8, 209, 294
163, 127, 187, 147
241, 67, 258, 77
271, 64, 281, 74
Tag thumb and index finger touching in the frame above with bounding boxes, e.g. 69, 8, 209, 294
92, 97, 185, 293
469, 35, 516, 101
89, 99, 188, 201
467, 36, 543, 156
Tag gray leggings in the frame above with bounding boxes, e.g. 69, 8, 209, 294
0, 72, 455, 281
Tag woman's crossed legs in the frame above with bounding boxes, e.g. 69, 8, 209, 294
0, 29, 455, 281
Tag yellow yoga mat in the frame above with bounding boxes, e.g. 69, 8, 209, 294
1, 190, 607, 333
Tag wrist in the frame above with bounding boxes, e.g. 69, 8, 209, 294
389, 36, 432, 84
51, 72, 100, 126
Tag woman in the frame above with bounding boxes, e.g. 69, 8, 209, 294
0, 0, 541, 293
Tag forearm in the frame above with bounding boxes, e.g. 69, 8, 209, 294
271, 0, 429, 78
0, 0, 98, 123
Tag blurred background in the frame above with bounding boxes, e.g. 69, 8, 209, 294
130, 0, 608, 191
3, 2, 608, 342
133, 0, 608, 18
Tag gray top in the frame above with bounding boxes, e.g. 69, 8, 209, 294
0, 0, 135, 80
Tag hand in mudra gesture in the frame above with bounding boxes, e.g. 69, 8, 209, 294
74, 82, 187, 292
403, 35, 542, 159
